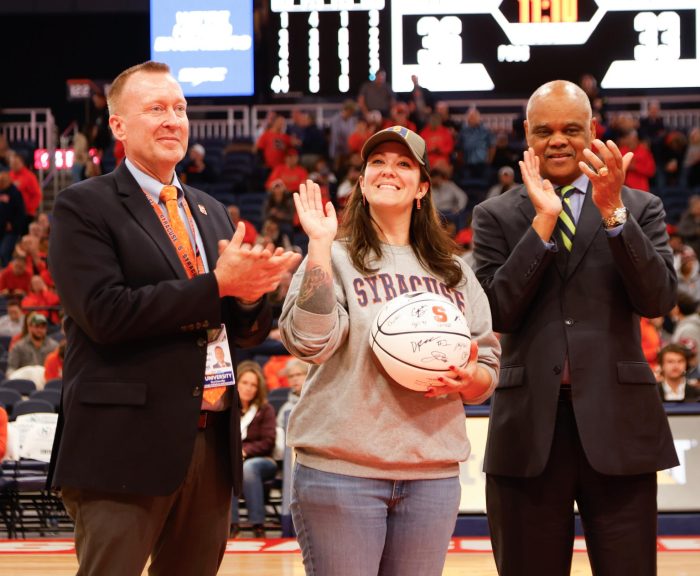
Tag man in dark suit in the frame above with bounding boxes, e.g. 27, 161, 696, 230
472, 80, 678, 575
48, 61, 301, 576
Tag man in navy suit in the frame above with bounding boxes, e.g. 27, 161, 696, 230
49, 61, 300, 576
473, 80, 678, 575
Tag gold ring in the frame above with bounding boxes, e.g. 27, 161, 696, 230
598, 166, 609, 177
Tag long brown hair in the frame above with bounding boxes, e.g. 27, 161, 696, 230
337, 168, 464, 288
236, 360, 268, 408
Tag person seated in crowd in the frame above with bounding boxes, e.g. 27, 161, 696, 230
290, 111, 327, 171
336, 164, 361, 208
264, 148, 308, 194
657, 343, 700, 402
347, 117, 373, 156
0, 168, 26, 266
180, 143, 217, 185
15, 234, 47, 276
677, 249, 700, 302
0, 255, 32, 298
227, 205, 258, 245
0, 298, 24, 338
382, 102, 416, 132
8, 150, 41, 226
255, 114, 291, 171
684, 126, 700, 189
486, 166, 518, 199
7, 312, 57, 376
638, 99, 666, 155
455, 106, 493, 181
275, 359, 309, 428
21, 274, 61, 325
657, 130, 688, 188
618, 129, 656, 192
44, 339, 65, 381
328, 100, 358, 173
230, 361, 277, 539
671, 292, 700, 352
430, 166, 468, 226
677, 195, 700, 261
419, 112, 455, 171
262, 179, 296, 233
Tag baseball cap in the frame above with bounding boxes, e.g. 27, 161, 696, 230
29, 313, 48, 326
361, 125, 430, 181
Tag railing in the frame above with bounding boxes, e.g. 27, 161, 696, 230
187, 105, 251, 141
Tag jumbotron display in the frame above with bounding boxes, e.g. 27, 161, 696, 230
264, 0, 699, 97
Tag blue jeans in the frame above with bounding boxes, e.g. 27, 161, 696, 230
231, 457, 278, 525
291, 463, 461, 576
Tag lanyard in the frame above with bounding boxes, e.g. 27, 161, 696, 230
144, 190, 205, 279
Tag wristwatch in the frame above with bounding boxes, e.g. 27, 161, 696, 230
602, 206, 628, 229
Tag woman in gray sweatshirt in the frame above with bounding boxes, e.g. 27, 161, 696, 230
279, 126, 501, 576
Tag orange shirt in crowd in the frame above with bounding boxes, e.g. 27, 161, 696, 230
44, 347, 63, 381
263, 355, 293, 390
10, 166, 42, 216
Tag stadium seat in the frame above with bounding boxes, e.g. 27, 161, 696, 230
0, 379, 36, 397
44, 379, 62, 391
10, 399, 54, 420
267, 388, 290, 415
0, 388, 22, 418
29, 389, 61, 412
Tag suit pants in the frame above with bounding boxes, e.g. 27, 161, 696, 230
62, 411, 233, 576
486, 391, 658, 576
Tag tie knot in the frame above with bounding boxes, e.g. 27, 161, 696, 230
558, 185, 576, 200
159, 185, 178, 203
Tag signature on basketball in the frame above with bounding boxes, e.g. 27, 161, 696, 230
421, 350, 449, 364
411, 336, 448, 353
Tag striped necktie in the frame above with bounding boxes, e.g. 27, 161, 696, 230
557, 185, 577, 252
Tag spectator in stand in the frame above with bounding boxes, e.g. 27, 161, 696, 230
230, 360, 277, 539
0, 168, 26, 266
0, 255, 32, 298
406, 75, 435, 131
258, 218, 295, 253
264, 148, 309, 194
430, 167, 468, 226
181, 143, 217, 185
638, 100, 666, 157
294, 111, 327, 171
683, 126, 700, 188
357, 69, 395, 118
678, 195, 700, 260
86, 89, 112, 155
0, 298, 24, 337
618, 129, 656, 192
0, 134, 10, 169
328, 100, 358, 173
276, 358, 309, 428
491, 131, 521, 176
435, 101, 461, 136
8, 150, 41, 226
21, 274, 61, 325
336, 164, 361, 208
486, 166, 518, 199
420, 113, 455, 170
455, 107, 493, 181
15, 234, 47, 277
640, 317, 663, 376
347, 117, 373, 156
657, 343, 700, 402
382, 102, 416, 132
227, 205, 258, 245
658, 130, 688, 188
262, 179, 296, 233
671, 292, 700, 352
44, 339, 65, 381
255, 114, 291, 170
7, 312, 57, 376
579, 73, 607, 121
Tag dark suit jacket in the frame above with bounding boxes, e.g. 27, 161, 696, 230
242, 402, 276, 459
473, 183, 679, 477
48, 162, 271, 496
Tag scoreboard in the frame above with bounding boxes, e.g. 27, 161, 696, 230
265, 0, 700, 97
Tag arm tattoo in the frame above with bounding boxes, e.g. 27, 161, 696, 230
296, 265, 335, 314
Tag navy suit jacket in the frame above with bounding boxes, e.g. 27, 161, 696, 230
48, 162, 271, 496
473, 183, 679, 477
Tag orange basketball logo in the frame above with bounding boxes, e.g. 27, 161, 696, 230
432, 306, 447, 323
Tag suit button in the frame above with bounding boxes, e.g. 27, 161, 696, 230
564, 318, 575, 327
192, 386, 202, 397
196, 337, 207, 347
553, 365, 562, 375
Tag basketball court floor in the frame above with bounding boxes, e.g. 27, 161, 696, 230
0, 537, 698, 575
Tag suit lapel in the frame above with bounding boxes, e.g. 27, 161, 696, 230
566, 182, 601, 279
114, 163, 189, 280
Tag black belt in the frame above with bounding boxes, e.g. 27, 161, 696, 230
198, 410, 228, 429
